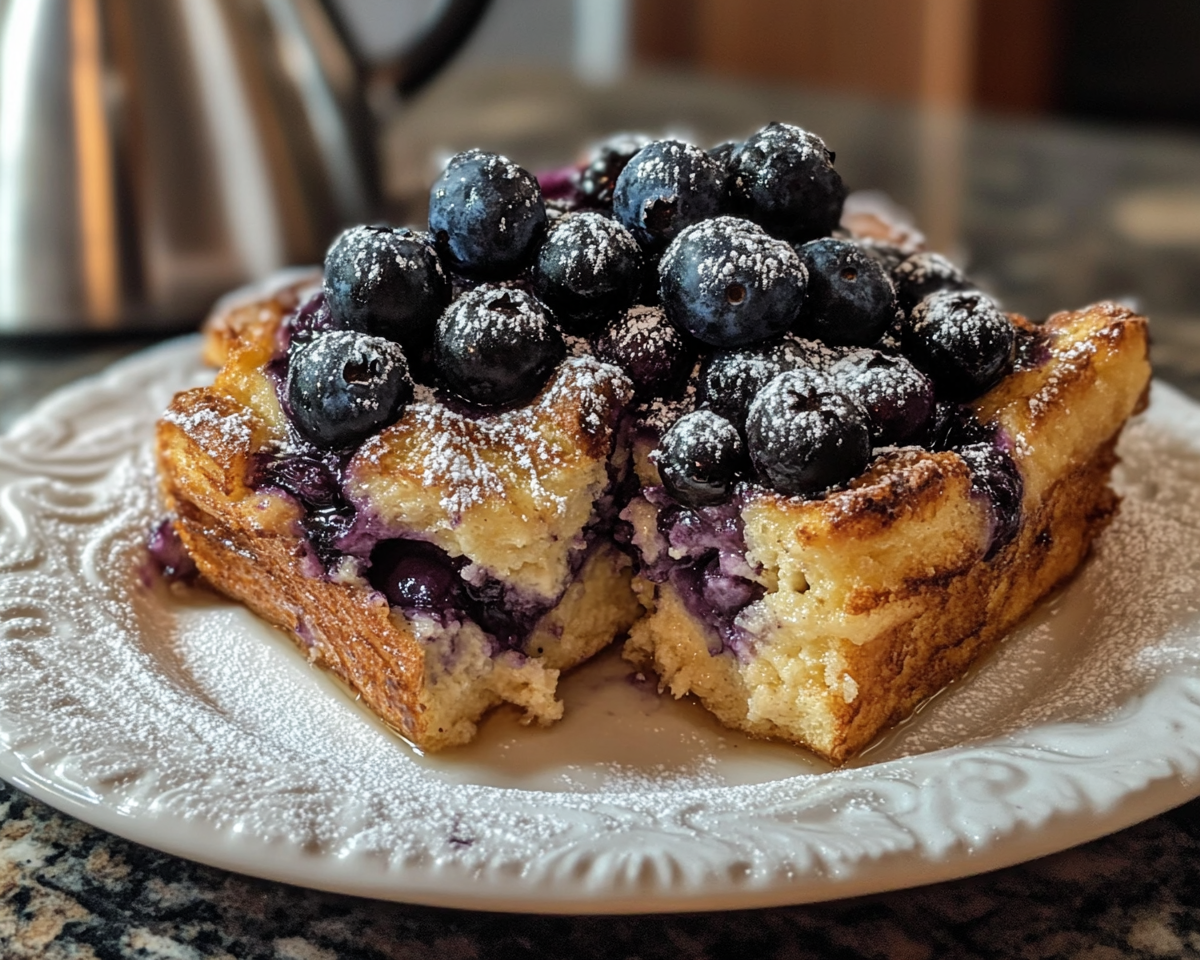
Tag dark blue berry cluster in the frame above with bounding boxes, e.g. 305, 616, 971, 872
277, 126, 1022, 544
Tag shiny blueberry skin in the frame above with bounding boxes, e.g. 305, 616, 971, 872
903, 289, 1016, 401
829, 349, 934, 446
656, 409, 746, 508
699, 334, 832, 430
428, 149, 547, 279
892, 251, 972, 312
727, 122, 846, 244
434, 285, 565, 406
323, 225, 449, 352
595, 304, 694, 400
797, 238, 899, 346
532, 212, 644, 334
575, 133, 652, 208
260, 453, 342, 508
612, 140, 726, 252
283, 290, 352, 347
659, 216, 807, 347
369, 539, 464, 610
745, 370, 871, 497
958, 442, 1024, 560
287, 331, 413, 449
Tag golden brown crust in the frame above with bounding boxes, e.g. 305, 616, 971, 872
627, 302, 1152, 765
161, 274, 636, 751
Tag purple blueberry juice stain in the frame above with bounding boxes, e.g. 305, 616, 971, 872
1012, 323, 1052, 371
365, 537, 566, 653
144, 518, 197, 584
631, 487, 764, 658
959, 438, 1024, 560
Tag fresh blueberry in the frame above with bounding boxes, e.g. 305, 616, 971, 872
428, 150, 548, 279
829, 349, 934, 446
656, 409, 746, 508
323, 225, 449, 352
903, 290, 1016, 401
797, 238, 899, 346
745, 370, 871, 497
369, 539, 464, 610
612, 140, 725, 252
727, 122, 846, 243
575, 133, 652, 208
891, 251, 972, 312
287, 331, 413, 449
698, 334, 835, 429
957, 443, 1024, 560
532, 212, 644, 334
659, 216, 807, 347
595, 304, 694, 400
434, 285, 565, 406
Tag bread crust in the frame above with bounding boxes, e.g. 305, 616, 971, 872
626, 303, 1151, 764
157, 278, 638, 751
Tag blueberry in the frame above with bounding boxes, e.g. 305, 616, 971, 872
434, 285, 565, 406
926, 400, 992, 450
287, 331, 413, 449
892, 252, 972, 312
595, 304, 694, 400
428, 150, 547, 279
532, 212, 643, 334
745, 370, 871, 497
283, 290, 349, 347
260, 453, 342, 508
575, 133, 652, 208
797, 238, 899, 346
829, 349, 934, 446
612, 140, 725, 252
369, 539, 464, 610
659, 216, 807, 347
322, 225, 449, 352
727, 122, 846, 243
708, 139, 740, 171
957, 443, 1024, 560
903, 290, 1016, 401
857, 239, 911, 275
656, 409, 746, 508
699, 334, 835, 429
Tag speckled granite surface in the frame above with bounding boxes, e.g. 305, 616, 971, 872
3, 778, 1200, 959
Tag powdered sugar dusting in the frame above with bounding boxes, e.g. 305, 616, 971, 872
4, 342, 1200, 910
662, 216, 803, 299
162, 403, 253, 447
352, 356, 632, 519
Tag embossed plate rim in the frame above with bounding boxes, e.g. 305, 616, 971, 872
2, 338, 1200, 914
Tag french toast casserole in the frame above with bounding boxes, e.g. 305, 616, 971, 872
154, 124, 1151, 760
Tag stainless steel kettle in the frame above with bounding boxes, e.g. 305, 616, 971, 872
0, 0, 490, 333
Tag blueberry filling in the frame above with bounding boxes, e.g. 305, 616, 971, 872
959, 440, 1024, 560
145, 519, 197, 582
366, 538, 561, 652
629, 489, 763, 657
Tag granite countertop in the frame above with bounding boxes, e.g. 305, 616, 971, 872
6, 68, 1200, 958
5, 779, 1200, 958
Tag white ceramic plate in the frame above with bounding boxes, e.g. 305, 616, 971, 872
3, 338, 1200, 914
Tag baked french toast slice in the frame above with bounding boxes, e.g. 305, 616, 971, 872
622, 303, 1150, 764
157, 284, 640, 752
